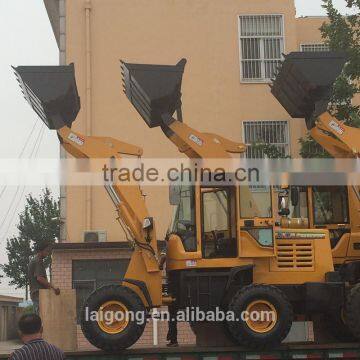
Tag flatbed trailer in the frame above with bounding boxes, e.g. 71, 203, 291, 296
3, 344, 360, 360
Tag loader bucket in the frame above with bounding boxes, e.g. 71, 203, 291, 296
12, 63, 80, 130
271, 52, 346, 128
121, 59, 186, 128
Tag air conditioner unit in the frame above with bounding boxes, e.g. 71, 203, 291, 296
83, 230, 107, 243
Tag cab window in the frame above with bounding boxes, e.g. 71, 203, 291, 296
201, 187, 237, 258
312, 186, 349, 225
171, 185, 197, 252
239, 186, 272, 218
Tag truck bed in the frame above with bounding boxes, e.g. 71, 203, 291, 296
2, 343, 360, 359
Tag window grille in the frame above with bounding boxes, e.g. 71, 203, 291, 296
243, 120, 289, 158
300, 43, 330, 52
239, 15, 284, 81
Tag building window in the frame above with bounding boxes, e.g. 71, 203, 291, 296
300, 43, 330, 52
72, 259, 130, 323
243, 120, 289, 158
239, 15, 284, 82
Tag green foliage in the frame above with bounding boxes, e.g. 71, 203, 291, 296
251, 143, 291, 159
22, 304, 35, 315
0, 188, 60, 298
298, 134, 332, 158
1, 236, 32, 296
321, 0, 360, 124
299, 0, 360, 157
18, 188, 60, 254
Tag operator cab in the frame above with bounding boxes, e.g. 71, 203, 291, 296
276, 186, 351, 249
167, 178, 274, 264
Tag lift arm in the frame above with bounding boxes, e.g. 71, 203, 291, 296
121, 59, 246, 161
13, 64, 159, 273
59, 126, 158, 256
311, 112, 360, 158
270, 51, 359, 159
162, 120, 246, 159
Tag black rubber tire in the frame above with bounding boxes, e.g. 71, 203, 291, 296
226, 284, 293, 349
344, 283, 360, 340
321, 309, 356, 342
80, 285, 147, 352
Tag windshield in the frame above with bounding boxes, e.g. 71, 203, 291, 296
201, 187, 237, 258
313, 186, 349, 225
170, 185, 197, 252
239, 186, 272, 218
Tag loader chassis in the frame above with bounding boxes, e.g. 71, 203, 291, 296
168, 269, 344, 315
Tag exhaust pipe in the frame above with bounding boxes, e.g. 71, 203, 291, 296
120, 59, 186, 128
270, 52, 346, 129
12, 63, 80, 130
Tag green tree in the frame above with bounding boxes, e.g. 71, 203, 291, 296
18, 188, 60, 255
1, 188, 60, 299
1, 237, 32, 299
299, 0, 360, 157
298, 134, 331, 158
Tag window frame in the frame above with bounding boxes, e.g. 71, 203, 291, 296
241, 119, 291, 158
238, 14, 286, 83
300, 43, 330, 52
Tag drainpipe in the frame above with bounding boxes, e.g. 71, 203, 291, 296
85, 0, 92, 230
59, 0, 67, 242
152, 308, 159, 346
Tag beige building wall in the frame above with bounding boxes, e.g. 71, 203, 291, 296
296, 16, 327, 46
61, 0, 327, 242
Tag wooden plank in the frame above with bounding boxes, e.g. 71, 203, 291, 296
0, 308, 5, 341
39, 289, 77, 351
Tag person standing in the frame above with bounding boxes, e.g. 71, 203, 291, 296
28, 242, 60, 314
9, 313, 65, 360
159, 246, 179, 347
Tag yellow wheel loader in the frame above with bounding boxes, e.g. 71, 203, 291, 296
271, 51, 360, 341
12, 59, 348, 352
13, 64, 162, 351
120, 59, 353, 347
271, 52, 360, 274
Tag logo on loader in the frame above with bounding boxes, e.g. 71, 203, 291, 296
68, 132, 85, 146
186, 260, 197, 267
328, 120, 345, 135
189, 134, 203, 146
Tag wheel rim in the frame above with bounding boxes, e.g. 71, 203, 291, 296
245, 300, 278, 333
97, 300, 129, 334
